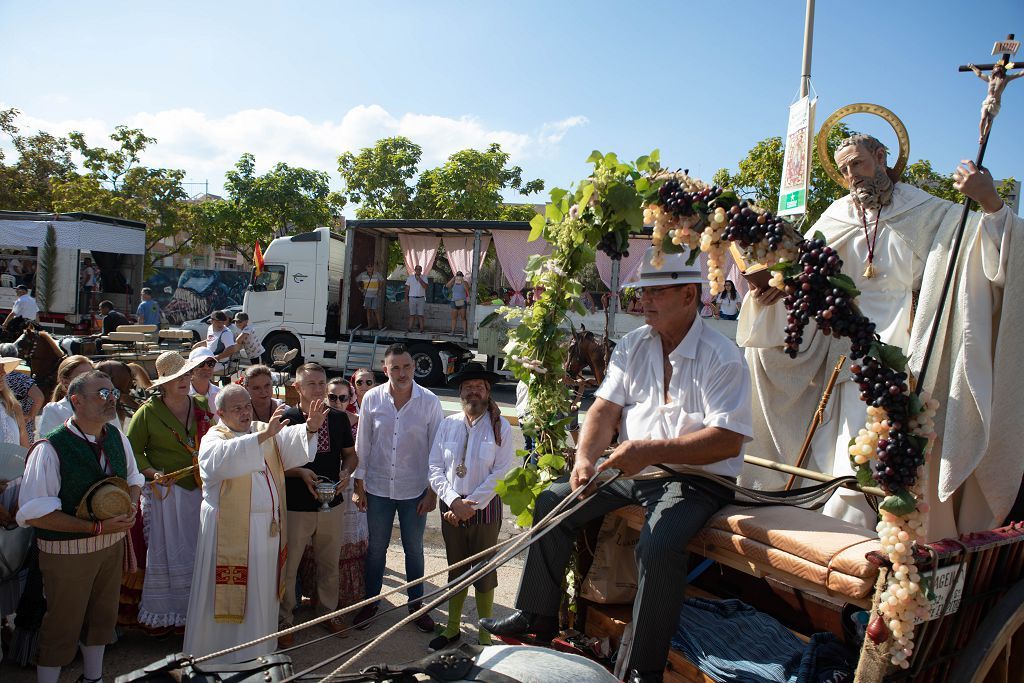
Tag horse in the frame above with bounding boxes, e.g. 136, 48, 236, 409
0, 316, 29, 345
94, 359, 152, 423
13, 323, 63, 403
566, 324, 615, 387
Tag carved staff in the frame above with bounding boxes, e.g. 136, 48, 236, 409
787, 354, 846, 490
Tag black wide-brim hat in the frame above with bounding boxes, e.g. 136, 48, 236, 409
448, 362, 501, 388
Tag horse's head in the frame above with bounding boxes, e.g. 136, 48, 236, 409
13, 324, 35, 360
0, 316, 28, 344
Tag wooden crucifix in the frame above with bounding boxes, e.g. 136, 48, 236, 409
959, 33, 1023, 144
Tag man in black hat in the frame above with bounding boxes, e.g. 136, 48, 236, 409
426, 363, 514, 651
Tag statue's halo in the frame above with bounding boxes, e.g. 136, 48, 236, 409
816, 103, 910, 189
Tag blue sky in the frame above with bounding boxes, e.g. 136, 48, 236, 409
2, 1, 1022, 206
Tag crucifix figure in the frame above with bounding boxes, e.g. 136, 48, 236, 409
964, 34, 1023, 143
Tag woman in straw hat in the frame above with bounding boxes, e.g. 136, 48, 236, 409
37, 355, 95, 438
126, 351, 214, 635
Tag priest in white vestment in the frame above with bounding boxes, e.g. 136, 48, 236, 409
739, 134, 1024, 540
183, 384, 327, 663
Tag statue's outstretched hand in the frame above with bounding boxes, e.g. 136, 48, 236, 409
954, 160, 1004, 214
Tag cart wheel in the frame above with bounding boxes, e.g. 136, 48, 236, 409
947, 577, 1024, 682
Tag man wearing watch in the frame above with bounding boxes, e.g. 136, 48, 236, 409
278, 363, 357, 643
426, 363, 514, 651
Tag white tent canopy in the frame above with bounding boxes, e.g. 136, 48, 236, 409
0, 217, 146, 254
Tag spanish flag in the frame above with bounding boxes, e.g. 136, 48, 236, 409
254, 242, 265, 276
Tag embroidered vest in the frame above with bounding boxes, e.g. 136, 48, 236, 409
36, 424, 128, 541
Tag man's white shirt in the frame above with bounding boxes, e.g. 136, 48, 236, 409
405, 275, 427, 298
428, 412, 515, 508
595, 316, 753, 478
11, 294, 38, 319
353, 382, 443, 500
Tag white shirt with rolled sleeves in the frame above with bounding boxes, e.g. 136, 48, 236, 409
428, 412, 515, 509
353, 382, 444, 500
17, 419, 146, 527
595, 316, 753, 479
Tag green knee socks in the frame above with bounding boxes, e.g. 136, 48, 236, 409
442, 589, 468, 638
475, 590, 494, 645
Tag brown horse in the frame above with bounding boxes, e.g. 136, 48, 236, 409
13, 323, 63, 403
94, 360, 153, 423
565, 324, 614, 387
0, 316, 30, 344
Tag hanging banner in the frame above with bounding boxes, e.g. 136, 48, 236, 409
777, 95, 817, 216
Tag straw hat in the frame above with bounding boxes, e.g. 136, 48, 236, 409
75, 477, 132, 521
0, 357, 22, 373
620, 246, 704, 289
149, 350, 203, 388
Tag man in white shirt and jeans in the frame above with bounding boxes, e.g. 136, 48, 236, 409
352, 343, 443, 633
481, 247, 753, 683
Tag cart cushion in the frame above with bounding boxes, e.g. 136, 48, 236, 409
617, 503, 880, 601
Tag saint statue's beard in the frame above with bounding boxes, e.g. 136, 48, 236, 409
850, 166, 894, 212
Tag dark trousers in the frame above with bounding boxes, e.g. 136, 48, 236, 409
514, 475, 729, 674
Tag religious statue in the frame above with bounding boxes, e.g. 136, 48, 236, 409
739, 94, 1024, 541
968, 60, 1024, 143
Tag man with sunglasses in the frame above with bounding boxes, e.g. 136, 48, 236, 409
17, 371, 144, 683
278, 364, 357, 642
481, 247, 753, 683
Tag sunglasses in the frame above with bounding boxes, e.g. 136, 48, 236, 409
96, 388, 121, 401
355, 379, 375, 386
328, 394, 350, 403
195, 358, 216, 368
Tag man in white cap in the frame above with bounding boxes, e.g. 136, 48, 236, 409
4, 284, 38, 327
481, 247, 753, 683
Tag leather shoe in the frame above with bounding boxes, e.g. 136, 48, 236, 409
427, 632, 461, 652
353, 603, 379, 630
478, 610, 557, 642
408, 603, 435, 633
321, 616, 349, 637
277, 624, 295, 649
628, 670, 663, 683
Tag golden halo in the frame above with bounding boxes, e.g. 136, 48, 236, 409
816, 103, 910, 189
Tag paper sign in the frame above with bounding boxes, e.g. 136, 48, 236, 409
777, 96, 816, 216
917, 563, 967, 624
992, 40, 1020, 56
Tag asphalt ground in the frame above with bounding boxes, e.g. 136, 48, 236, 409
0, 380, 573, 682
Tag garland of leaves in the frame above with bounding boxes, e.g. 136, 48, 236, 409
499, 150, 937, 667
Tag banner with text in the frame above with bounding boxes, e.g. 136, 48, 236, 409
777, 95, 816, 216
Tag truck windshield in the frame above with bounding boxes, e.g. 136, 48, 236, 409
252, 265, 285, 292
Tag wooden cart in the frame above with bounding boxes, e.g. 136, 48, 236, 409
578, 457, 1024, 683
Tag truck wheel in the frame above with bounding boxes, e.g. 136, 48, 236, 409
409, 343, 445, 387
262, 333, 301, 371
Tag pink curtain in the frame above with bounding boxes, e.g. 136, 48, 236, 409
490, 230, 552, 306
443, 235, 491, 282
595, 238, 652, 290
398, 234, 441, 275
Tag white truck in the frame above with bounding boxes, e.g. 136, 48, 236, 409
243, 219, 531, 385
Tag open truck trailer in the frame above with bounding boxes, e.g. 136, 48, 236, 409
0, 211, 146, 333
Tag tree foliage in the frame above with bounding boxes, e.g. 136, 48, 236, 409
337, 137, 543, 220
0, 108, 77, 210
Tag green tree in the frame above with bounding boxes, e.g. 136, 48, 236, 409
0, 108, 78, 210
337, 136, 420, 218
192, 153, 345, 265
414, 143, 544, 220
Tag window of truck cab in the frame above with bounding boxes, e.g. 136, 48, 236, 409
252, 265, 285, 292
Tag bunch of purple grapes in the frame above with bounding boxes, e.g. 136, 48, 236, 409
850, 359, 923, 492
598, 231, 629, 259
658, 179, 723, 219
723, 203, 788, 250
782, 236, 876, 359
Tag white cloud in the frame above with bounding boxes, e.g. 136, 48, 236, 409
2, 103, 588, 195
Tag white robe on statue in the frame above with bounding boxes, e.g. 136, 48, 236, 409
183, 423, 315, 664
739, 183, 1024, 540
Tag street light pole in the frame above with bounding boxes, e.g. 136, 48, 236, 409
800, 0, 815, 98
